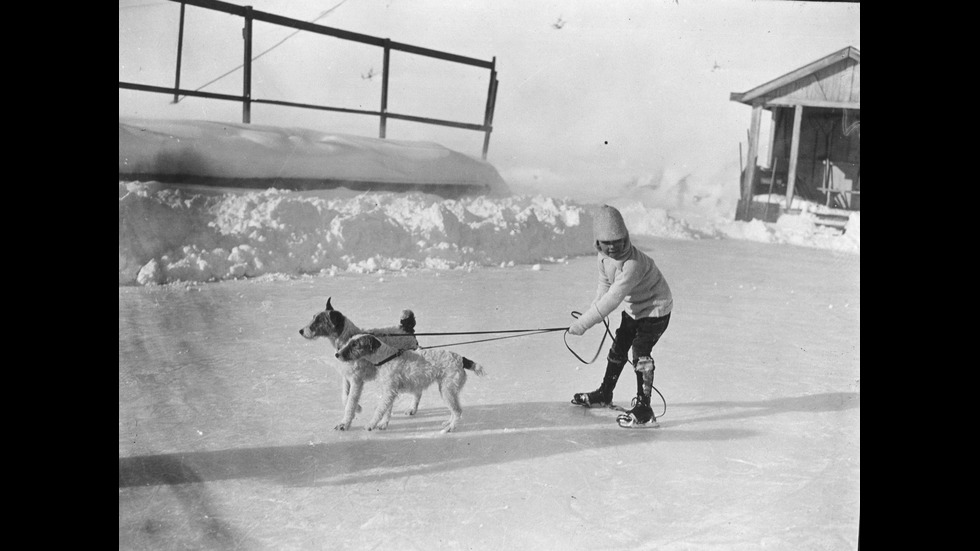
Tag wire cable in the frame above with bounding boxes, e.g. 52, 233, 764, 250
176, 0, 351, 102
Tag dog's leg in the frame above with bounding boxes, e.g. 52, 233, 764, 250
439, 382, 464, 433
336, 379, 364, 431
367, 389, 399, 431
379, 395, 395, 428
406, 391, 422, 416
341, 378, 362, 414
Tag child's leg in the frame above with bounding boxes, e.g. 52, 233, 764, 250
630, 314, 671, 398
573, 312, 636, 406
617, 367, 660, 427
603, 312, 638, 392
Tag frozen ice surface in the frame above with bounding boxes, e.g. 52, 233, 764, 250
119, 236, 860, 550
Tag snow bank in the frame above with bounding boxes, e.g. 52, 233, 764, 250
120, 181, 859, 286
608, 198, 860, 254
119, 182, 595, 285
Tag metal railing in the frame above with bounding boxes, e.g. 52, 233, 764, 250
118, 0, 500, 159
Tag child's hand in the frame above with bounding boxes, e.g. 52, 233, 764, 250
569, 306, 602, 336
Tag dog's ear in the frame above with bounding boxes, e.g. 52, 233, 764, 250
328, 310, 345, 328
326, 297, 334, 311
364, 334, 382, 353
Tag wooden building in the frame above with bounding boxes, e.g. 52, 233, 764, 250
731, 46, 860, 223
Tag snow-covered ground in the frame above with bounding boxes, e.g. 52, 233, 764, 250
118, 119, 859, 550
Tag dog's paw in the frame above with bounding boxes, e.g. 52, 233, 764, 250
440, 420, 458, 433
405, 408, 417, 416
334, 423, 351, 431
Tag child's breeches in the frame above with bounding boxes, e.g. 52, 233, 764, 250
607, 311, 671, 366
610, 312, 671, 397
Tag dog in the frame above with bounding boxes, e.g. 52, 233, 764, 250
335, 333, 486, 433
299, 297, 421, 430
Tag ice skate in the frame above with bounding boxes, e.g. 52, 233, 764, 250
616, 394, 660, 428
571, 386, 612, 408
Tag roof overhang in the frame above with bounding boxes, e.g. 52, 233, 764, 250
730, 46, 860, 107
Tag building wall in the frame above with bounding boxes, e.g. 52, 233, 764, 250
771, 106, 860, 209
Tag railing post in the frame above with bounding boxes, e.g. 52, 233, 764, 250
380, 39, 390, 138
481, 57, 497, 160
173, 2, 186, 103
242, 5, 253, 123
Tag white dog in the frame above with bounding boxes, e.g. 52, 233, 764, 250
335, 334, 486, 433
299, 298, 421, 431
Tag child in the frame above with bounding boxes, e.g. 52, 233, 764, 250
568, 204, 673, 428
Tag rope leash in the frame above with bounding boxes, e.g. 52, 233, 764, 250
417, 328, 565, 349
561, 311, 612, 364
386, 312, 609, 358
376, 327, 569, 349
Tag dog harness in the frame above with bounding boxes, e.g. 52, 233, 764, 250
374, 350, 404, 366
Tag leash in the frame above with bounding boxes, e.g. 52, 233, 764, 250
562, 311, 613, 364
378, 312, 612, 359
411, 327, 568, 349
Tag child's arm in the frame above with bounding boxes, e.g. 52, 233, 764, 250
594, 258, 611, 304
569, 260, 643, 335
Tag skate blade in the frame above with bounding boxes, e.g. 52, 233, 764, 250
571, 398, 607, 407
616, 416, 661, 429
571, 399, 623, 411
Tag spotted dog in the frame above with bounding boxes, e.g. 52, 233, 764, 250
299, 297, 420, 430
336, 334, 486, 433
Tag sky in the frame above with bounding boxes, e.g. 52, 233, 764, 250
118, 0, 860, 202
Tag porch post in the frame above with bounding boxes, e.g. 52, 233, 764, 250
739, 104, 763, 219
785, 104, 803, 210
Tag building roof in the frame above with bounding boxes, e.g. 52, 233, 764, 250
730, 46, 860, 109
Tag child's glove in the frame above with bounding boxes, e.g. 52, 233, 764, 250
568, 320, 587, 336
568, 305, 603, 336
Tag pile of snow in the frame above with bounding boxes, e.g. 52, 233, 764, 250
119, 181, 859, 286
119, 182, 595, 285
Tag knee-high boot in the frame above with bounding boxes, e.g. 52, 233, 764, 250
571, 360, 626, 407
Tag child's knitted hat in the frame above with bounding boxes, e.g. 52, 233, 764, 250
593, 205, 629, 241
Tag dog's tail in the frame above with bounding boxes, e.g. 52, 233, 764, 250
462, 357, 486, 376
